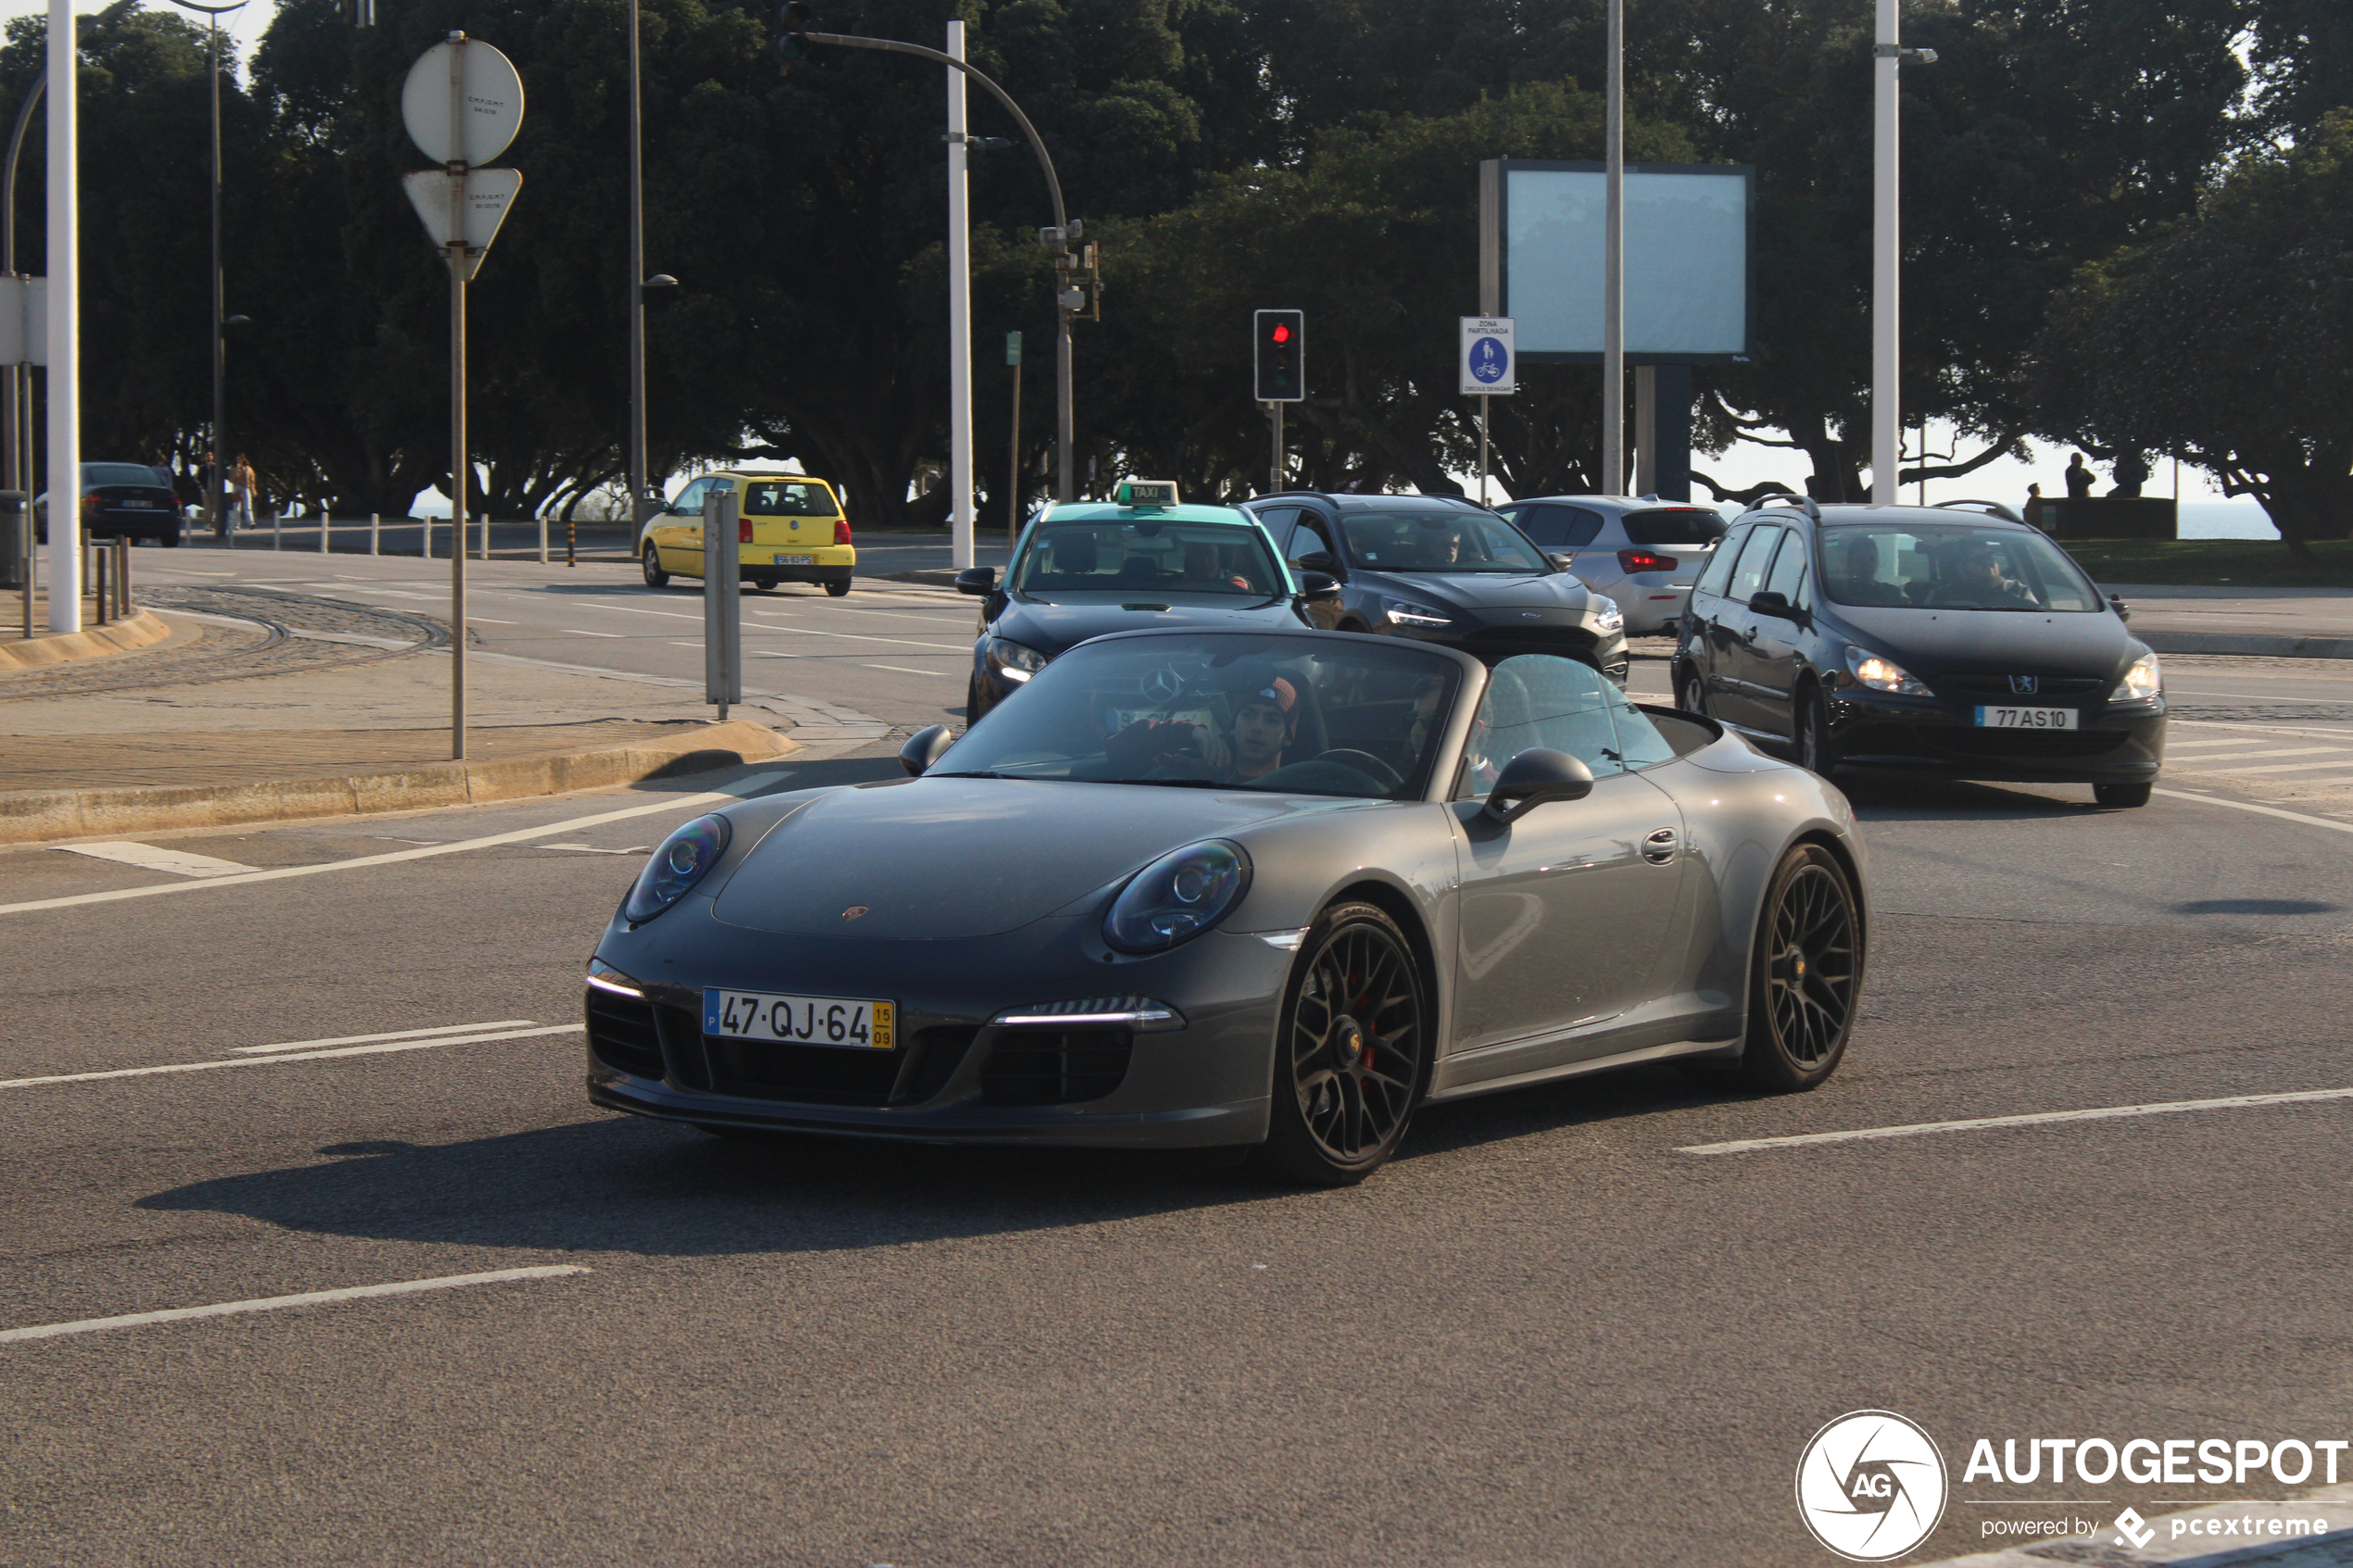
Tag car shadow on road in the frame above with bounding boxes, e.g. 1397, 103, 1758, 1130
1835, 774, 2103, 822
134, 1066, 1750, 1256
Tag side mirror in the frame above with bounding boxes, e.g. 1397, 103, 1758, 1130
1293, 551, 1338, 577
1748, 589, 1796, 619
1545, 551, 1578, 571
1294, 571, 1341, 602
1483, 747, 1595, 822
2108, 594, 2131, 621
898, 723, 955, 776
954, 566, 998, 596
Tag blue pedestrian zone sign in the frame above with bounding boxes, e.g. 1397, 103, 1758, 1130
1459, 317, 1516, 395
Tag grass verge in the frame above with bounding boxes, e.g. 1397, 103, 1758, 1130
2063, 537, 2353, 588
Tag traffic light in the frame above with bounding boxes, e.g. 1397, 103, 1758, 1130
1253, 309, 1304, 403
775, 1, 815, 67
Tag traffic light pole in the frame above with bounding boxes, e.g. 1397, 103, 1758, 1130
798, 30, 1076, 503
1270, 403, 1282, 495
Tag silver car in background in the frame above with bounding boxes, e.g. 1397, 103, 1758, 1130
1493, 495, 1729, 634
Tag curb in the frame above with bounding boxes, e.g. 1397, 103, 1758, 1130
2138, 631, 2353, 660
0, 610, 173, 671
0, 719, 796, 846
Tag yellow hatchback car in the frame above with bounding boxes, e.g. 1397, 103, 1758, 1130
640, 470, 856, 596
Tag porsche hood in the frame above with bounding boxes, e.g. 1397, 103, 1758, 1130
708, 778, 1318, 941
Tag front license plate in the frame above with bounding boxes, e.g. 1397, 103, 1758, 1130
704, 989, 894, 1049
773, 552, 815, 566
120, 499, 156, 508
1974, 705, 2078, 730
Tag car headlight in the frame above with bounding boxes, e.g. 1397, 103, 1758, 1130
623, 813, 731, 924
1589, 595, 1624, 634
2110, 652, 2161, 703
1103, 840, 1252, 954
985, 636, 1049, 684
1844, 646, 1931, 696
1381, 596, 1453, 629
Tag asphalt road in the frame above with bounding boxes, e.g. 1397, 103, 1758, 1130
6, 569, 2353, 1563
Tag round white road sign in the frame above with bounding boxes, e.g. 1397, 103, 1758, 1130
401, 39, 524, 167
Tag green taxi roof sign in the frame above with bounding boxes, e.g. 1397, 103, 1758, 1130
1114, 479, 1179, 508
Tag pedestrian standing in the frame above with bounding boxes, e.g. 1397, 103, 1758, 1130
2064, 452, 2095, 499
2109, 451, 2149, 498
201, 448, 227, 541
232, 454, 257, 533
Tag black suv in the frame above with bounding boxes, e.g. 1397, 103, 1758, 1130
1240, 492, 1628, 683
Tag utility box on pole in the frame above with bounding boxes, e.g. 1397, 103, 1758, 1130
703, 486, 741, 717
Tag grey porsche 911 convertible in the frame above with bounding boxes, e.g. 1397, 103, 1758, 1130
585, 627, 1869, 1185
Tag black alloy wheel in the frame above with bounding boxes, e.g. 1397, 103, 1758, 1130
1795, 687, 1835, 775
642, 542, 670, 588
753, 575, 778, 592
1258, 901, 1429, 1185
2094, 780, 2153, 809
825, 579, 852, 597
1739, 844, 1861, 1091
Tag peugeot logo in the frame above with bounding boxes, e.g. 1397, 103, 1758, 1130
2008, 674, 2040, 695
1521, 611, 1544, 621
840, 906, 869, 921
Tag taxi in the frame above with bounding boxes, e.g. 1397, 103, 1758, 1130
641, 470, 855, 596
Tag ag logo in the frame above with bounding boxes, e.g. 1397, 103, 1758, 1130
1795, 1410, 1948, 1562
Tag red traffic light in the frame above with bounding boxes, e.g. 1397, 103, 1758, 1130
1271, 323, 1290, 344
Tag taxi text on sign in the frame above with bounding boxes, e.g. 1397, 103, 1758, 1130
1460, 317, 1516, 396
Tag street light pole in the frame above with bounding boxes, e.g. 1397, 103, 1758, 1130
162, 0, 245, 542
1870, 0, 1898, 505
797, 30, 1076, 507
626, 0, 648, 536
1601, 0, 1624, 496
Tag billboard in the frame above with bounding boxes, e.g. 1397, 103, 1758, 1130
1482, 160, 1753, 363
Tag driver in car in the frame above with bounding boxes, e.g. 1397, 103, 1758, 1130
1106, 675, 1298, 784
1931, 541, 2039, 608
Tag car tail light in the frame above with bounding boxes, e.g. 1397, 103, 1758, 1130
738, 519, 754, 543
1617, 548, 1678, 574
834, 518, 852, 546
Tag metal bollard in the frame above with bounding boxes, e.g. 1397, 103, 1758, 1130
271, 511, 281, 551
370, 512, 380, 557
538, 513, 547, 565
93, 539, 108, 626
115, 535, 130, 620
319, 511, 329, 554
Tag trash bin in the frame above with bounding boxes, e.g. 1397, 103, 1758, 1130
0, 490, 23, 592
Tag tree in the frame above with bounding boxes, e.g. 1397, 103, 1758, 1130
2034, 113, 2353, 560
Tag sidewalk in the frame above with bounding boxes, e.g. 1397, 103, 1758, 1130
2103, 583, 2353, 659
0, 606, 799, 844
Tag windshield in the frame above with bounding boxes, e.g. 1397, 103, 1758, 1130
934, 634, 1463, 799
1622, 508, 1728, 547
1339, 509, 1550, 574
1013, 520, 1285, 597
83, 464, 168, 488
742, 480, 837, 517
1819, 524, 2105, 612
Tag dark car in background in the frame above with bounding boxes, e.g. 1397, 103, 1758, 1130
1672, 496, 2165, 807
1491, 495, 1728, 634
1241, 492, 1628, 683
33, 462, 188, 547
954, 488, 1340, 721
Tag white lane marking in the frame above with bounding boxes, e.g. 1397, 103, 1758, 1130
470, 616, 518, 624
0, 1265, 590, 1346
564, 629, 623, 637
2163, 737, 2269, 750
2177, 757, 2353, 776
230, 1019, 537, 1055
863, 664, 952, 677
2153, 787, 2353, 834
0, 1025, 584, 1088
2169, 688, 2353, 704
2169, 746, 2342, 765
2170, 719, 2353, 740
535, 843, 639, 854
754, 650, 809, 658
764, 626, 969, 651
582, 602, 701, 621
1678, 1085, 2353, 1156
814, 606, 976, 624
54, 842, 258, 879
0, 772, 787, 917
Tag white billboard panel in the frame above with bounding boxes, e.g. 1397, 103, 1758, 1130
1495, 162, 1752, 361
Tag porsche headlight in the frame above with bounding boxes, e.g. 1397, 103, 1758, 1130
1845, 647, 1931, 696
2111, 652, 2162, 703
1381, 596, 1453, 629
1589, 595, 1624, 634
623, 813, 731, 923
1103, 840, 1252, 954
986, 636, 1049, 684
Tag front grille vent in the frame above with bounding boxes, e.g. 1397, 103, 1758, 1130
1938, 673, 2107, 697
980, 1029, 1133, 1105
585, 991, 666, 1080
1931, 729, 2127, 759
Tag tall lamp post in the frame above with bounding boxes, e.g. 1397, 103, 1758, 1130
161, 0, 246, 538
1870, 6, 1934, 504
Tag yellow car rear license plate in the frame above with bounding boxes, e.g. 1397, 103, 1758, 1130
704, 989, 894, 1049
772, 552, 816, 566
